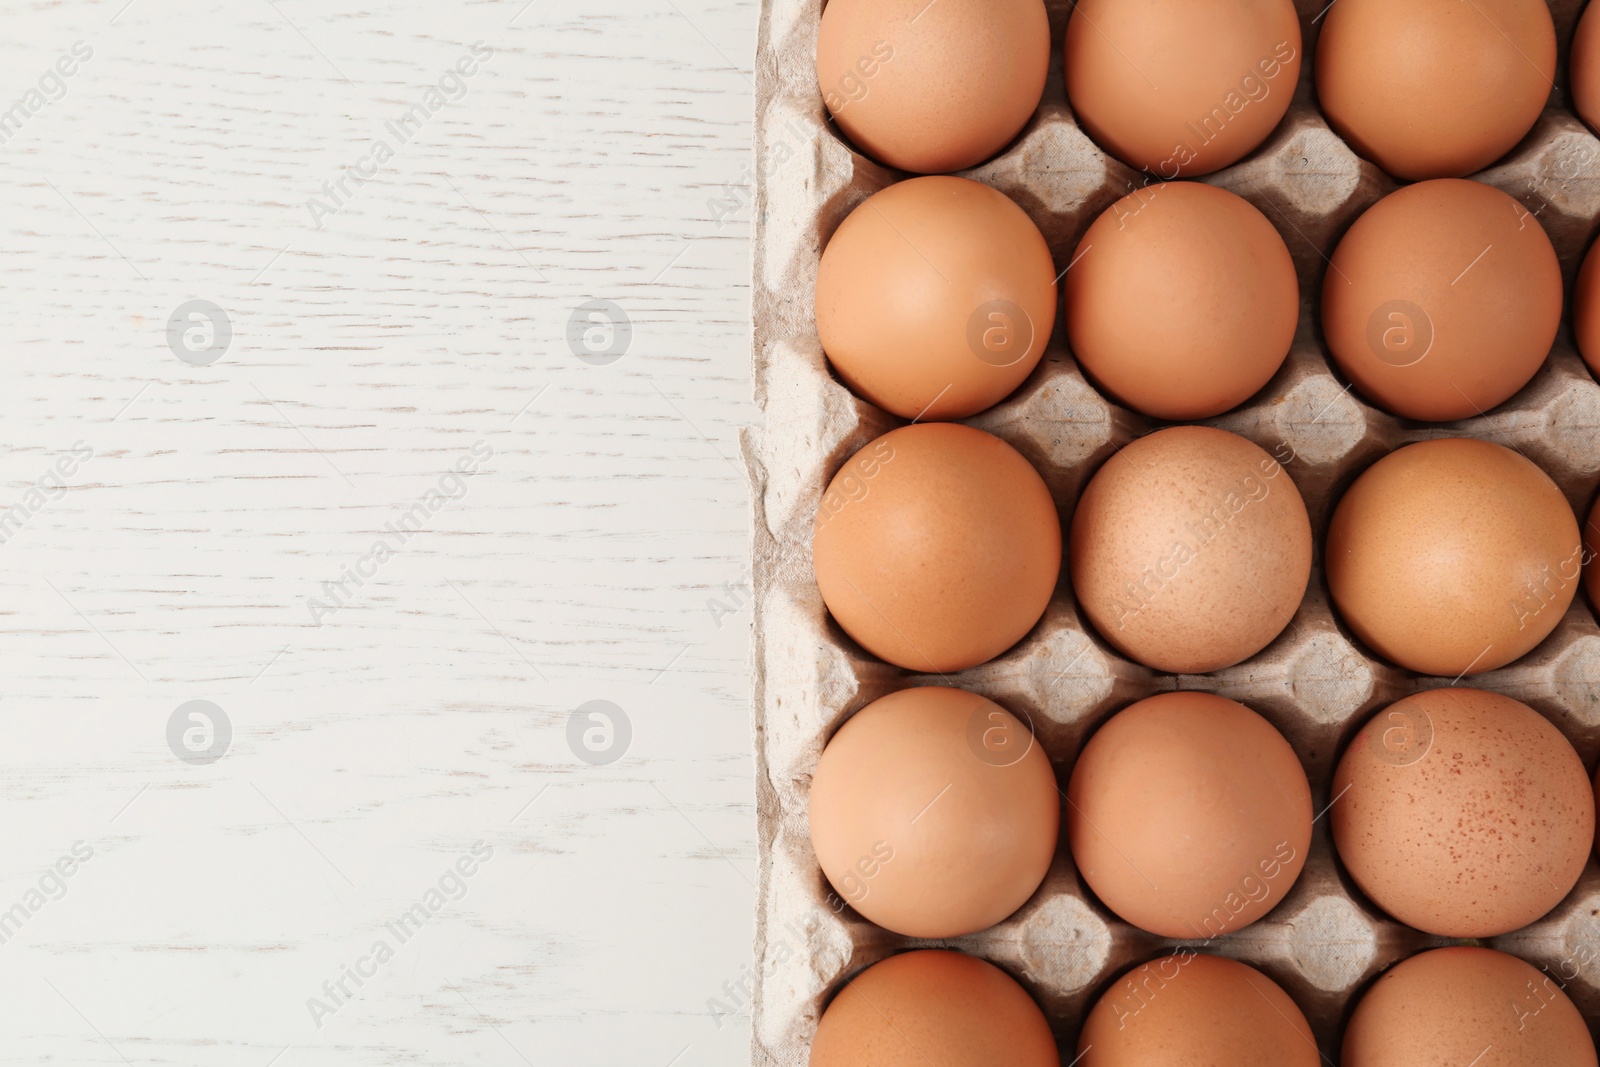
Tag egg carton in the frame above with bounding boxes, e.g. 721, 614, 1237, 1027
745, 0, 1600, 1062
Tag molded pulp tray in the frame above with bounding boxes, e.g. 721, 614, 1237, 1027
747, 0, 1600, 1061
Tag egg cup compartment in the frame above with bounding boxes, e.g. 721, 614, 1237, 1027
748, 0, 1600, 1062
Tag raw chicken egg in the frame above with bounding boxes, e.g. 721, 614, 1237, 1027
1595, 760, 1600, 859
1069, 425, 1310, 673
816, 0, 1049, 174
810, 950, 1059, 1067
813, 423, 1060, 673
808, 687, 1058, 938
816, 176, 1056, 421
1322, 179, 1560, 422
1317, 0, 1555, 180
1064, 0, 1302, 177
1325, 438, 1580, 677
1587, 492, 1600, 619
1079, 953, 1318, 1067
1331, 688, 1593, 937
1064, 180, 1297, 420
1066, 692, 1311, 939
1575, 236, 1600, 381
1343, 947, 1598, 1067
1575, 0, 1600, 138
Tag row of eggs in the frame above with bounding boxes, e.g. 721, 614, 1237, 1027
810, 945, 1595, 1066
815, 425, 1585, 680
811, 686, 1591, 943
819, 0, 1599, 183
819, 173, 1589, 427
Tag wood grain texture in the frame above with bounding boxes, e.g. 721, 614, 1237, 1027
0, 0, 757, 1063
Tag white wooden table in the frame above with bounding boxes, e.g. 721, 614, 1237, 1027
0, 1, 758, 1063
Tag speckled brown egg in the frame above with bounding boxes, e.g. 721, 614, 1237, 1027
1321, 179, 1561, 422
816, 177, 1056, 421
808, 687, 1058, 938
816, 0, 1049, 174
1575, 237, 1600, 382
1317, 0, 1556, 181
1079, 953, 1318, 1067
1069, 426, 1310, 673
813, 423, 1060, 673
1344, 947, 1598, 1067
1064, 0, 1301, 178
1331, 688, 1592, 938
1326, 438, 1580, 677
1595, 760, 1600, 860
1064, 181, 1297, 420
810, 950, 1059, 1067
1066, 692, 1312, 939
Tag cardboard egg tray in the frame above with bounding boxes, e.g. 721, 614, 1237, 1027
745, 0, 1600, 1061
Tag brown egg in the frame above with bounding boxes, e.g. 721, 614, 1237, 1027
1066, 692, 1311, 939
1588, 493, 1600, 624
1064, 181, 1297, 420
1343, 947, 1598, 1067
808, 687, 1058, 938
1576, 1, 1600, 138
1064, 0, 1302, 178
1317, 0, 1555, 181
1321, 179, 1560, 422
1326, 438, 1580, 677
1069, 426, 1310, 673
813, 424, 1060, 673
1331, 688, 1593, 938
817, 177, 1056, 421
816, 0, 1049, 174
1079, 953, 1318, 1067
1575, 237, 1600, 381
810, 950, 1059, 1067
